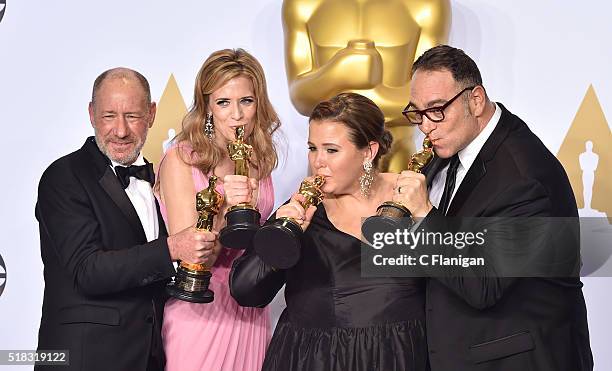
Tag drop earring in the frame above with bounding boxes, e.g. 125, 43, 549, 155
359, 160, 374, 197
204, 113, 214, 139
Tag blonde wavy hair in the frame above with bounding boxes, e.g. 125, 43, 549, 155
176, 48, 281, 178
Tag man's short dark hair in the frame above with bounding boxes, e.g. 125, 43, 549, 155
412, 45, 483, 89
91, 67, 151, 104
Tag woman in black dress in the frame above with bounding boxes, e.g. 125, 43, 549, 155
230, 93, 427, 371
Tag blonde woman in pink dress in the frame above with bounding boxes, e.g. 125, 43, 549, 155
156, 48, 281, 371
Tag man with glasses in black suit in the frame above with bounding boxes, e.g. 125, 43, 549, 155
394, 45, 593, 371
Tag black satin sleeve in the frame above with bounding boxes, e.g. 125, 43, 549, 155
230, 203, 292, 307
230, 207, 288, 307
229, 244, 286, 308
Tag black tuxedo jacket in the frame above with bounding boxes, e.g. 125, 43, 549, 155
35, 137, 176, 371
420, 104, 593, 371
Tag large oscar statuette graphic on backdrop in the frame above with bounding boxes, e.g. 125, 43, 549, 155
219, 126, 261, 249
167, 176, 223, 303
362, 137, 434, 242
254, 175, 326, 269
557, 85, 612, 276
282, 0, 450, 172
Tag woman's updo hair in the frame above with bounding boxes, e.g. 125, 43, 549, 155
309, 93, 392, 167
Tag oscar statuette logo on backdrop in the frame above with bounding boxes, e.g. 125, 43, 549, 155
0, 0, 6, 24
142, 74, 187, 167
0, 253, 6, 297
557, 85, 612, 276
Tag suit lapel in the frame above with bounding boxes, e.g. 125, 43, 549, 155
84, 137, 147, 241
423, 153, 485, 217
446, 103, 514, 216
446, 157, 486, 216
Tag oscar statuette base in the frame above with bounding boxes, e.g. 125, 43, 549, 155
361, 201, 414, 244
166, 265, 214, 303
219, 204, 261, 250
253, 217, 303, 269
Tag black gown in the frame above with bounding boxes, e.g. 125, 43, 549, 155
230, 204, 428, 371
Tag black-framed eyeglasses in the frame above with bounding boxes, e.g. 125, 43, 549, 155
402, 86, 475, 125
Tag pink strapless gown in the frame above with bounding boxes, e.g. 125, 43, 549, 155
157, 144, 274, 371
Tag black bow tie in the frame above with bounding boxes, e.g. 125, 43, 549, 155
115, 163, 155, 189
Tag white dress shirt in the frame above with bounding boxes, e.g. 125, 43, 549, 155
429, 103, 502, 211
110, 154, 159, 242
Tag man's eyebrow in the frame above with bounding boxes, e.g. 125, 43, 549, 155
424, 98, 447, 108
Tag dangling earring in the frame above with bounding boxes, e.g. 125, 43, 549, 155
359, 160, 374, 197
204, 113, 214, 139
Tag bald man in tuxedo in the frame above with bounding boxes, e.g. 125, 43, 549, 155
36, 68, 216, 371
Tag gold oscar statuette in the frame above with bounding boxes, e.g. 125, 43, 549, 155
219, 126, 262, 250
254, 175, 326, 269
361, 137, 434, 242
282, 0, 450, 172
166, 176, 223, 303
